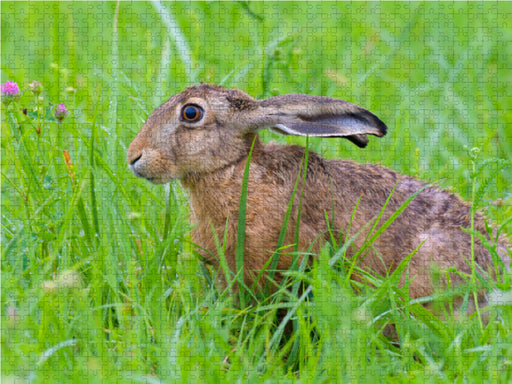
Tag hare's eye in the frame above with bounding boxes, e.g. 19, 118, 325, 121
181, 104, 203, 122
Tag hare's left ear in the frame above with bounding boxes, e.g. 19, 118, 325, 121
256, 94, 387, 148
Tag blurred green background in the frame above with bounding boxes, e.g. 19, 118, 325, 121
2, 1, 512, 382
3, 1, 511, 191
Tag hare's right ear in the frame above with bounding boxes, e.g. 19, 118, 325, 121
256, 94, 387, 148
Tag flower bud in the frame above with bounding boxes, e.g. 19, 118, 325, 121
55, 103, 68, 122
29, 80, 43, 96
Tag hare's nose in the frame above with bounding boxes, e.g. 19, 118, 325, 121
127, 150, 142, 165
126, 140, 143, 165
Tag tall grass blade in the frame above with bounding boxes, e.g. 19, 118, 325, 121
235, 136, 258, 307
163, 184, 172, 240
266, 144, 309, 294
293, 136, 309, 259
89, 89, 102, 239
53, 178, 87, 253
355, 184, 427, 258
151, 0, 194, 80
110, 1, 120, 138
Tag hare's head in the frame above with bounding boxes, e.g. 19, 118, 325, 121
127, 84, 387, 183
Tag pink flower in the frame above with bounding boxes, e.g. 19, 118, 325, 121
1, 81, 21, 105
55, 103, 68, 122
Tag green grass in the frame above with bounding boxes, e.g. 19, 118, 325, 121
2, 1, 512, 383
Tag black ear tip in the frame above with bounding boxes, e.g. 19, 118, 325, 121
362, 110, 388, 137
347, 110, 387, 139
377, 119, 388, 136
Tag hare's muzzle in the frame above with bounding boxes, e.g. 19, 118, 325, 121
127, 140, 176, 184
127, 149, 145, 178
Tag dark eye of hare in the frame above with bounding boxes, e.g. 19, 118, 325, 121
181, 104, 203, 122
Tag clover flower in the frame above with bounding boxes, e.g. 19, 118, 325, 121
55, 103, 68, 122
29, 80, 43, 96
1, 81, 21, 105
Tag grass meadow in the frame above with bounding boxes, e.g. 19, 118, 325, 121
2, 2, 512, 383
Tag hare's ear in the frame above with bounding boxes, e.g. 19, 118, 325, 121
258, 94, 387, 148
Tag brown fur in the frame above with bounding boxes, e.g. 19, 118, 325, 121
127, 84, 510, 299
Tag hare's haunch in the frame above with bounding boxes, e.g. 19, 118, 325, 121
128, 84, 509, 298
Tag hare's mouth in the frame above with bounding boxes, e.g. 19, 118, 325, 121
128, 164, 171, 184
127, 148, 175, 184
146, 175, 174, 184
132, 171, 173, 185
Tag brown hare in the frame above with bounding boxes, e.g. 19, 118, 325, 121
127, 83, 509, 300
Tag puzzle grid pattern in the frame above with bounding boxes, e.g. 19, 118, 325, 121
1, 1, 511, 381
